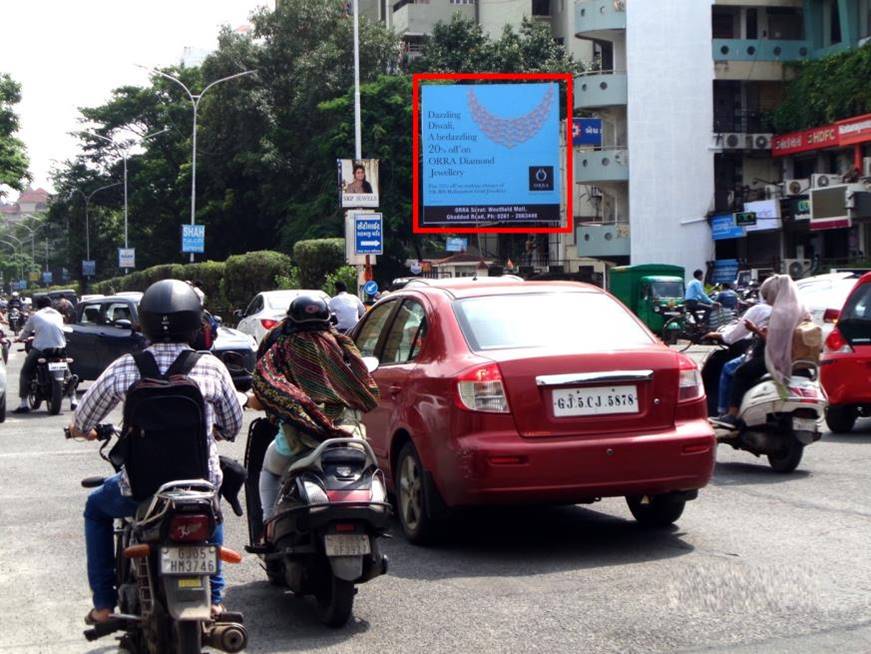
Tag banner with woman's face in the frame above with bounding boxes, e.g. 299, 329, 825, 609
338, 159, 379, 208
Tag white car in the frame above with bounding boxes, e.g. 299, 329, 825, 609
796, 272, 861, 339
235, 289, 330, 343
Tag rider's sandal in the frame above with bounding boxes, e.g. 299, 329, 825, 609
84, 609, 111, 626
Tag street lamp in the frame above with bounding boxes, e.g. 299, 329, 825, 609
16, 216, 42, 261
69, 182, 123, 263
140, 66, 256, 262
85, 128, 168, 266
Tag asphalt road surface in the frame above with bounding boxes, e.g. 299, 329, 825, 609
2, 347, 871, 653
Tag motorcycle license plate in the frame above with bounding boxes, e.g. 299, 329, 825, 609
551, 386, 639, 417
47, 362, 67, 371
160, 546, 217, 576
793, 417, 818, 432
324, 534, 371, 557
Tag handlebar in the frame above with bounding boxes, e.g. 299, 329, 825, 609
64, 423, 116, 441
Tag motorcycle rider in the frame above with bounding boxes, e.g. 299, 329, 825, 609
68, 279, 243, 625
712, 274, 810, 429
252, 295, 379, 521
13, 294, 66, 414
329, 280, 366, 334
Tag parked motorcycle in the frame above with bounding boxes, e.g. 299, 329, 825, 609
244, 424, 390, 627
20, 337, 78, 414
66, 424, 248, 654
703, 350, 826, 472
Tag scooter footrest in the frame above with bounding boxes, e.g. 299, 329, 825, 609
244, 544, 270, 554
215, 611, 244, 624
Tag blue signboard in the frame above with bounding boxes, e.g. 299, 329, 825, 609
363, 280, 379, 296
712, 259, 740, 284
82, 260, 96, 277
354, 213, 383, 255
181, 224, 206, 254
572, 118, 603, 146
16, 279, 26, 290
42, 271, 53, 284
421, 83, 562, 227
710, 213, 746, 240
446, 237, 468, 252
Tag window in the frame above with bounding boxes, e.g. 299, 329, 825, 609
81, 304, 103, 325
105, 303, 132, 324
354, 301, 396, 357
767, 8, 804, 40
828, 0, 842, 44
532, 0, 550, 16
380, 301, 427, 365
746, 8, 758, 39
862, 0, 871, 38
245, 295, 263, 317
450, 0, 475, 4
712, 7, 737, 39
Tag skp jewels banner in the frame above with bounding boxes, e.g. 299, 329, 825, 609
419, 82, 563, 229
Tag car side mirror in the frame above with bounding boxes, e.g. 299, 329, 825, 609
362, 356, 379, 373
113, 319, 132, 330
233, 309, 243, 319
213, 315, 223, 325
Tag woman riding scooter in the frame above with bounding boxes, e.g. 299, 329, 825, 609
712, 274, 810, 430
250, 295, 379, 521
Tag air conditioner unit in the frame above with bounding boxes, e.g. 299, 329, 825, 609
763, 184, 781, 200
784, 178, 809, 196
811, 173, 841, 188
721, 133, 746, 149
750, 133, 773, 150
863, 157, 871, 178
783, 258, 812, 280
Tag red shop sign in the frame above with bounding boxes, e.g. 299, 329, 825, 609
837, 114, 871, 146
772, 125, 839, 157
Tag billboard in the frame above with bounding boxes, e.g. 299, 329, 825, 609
414, 74, 572, 233
338, 159, 379, 208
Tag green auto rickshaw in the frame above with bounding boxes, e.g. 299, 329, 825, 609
608, 264, 686, 336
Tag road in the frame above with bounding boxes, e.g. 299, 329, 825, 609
2, 347, 871, 654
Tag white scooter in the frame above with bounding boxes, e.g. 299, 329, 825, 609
711, 361, 826, 472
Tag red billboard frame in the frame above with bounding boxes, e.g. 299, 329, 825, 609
412, 72, 574, 234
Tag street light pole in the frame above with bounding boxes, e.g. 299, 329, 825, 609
142, 67, 255, 262
70, 182, 123, 265
353, 0, 362, 161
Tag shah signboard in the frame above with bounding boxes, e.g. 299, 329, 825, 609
338, 159, 379, 208
181, 224, 205, 254
419, 82, 562, 229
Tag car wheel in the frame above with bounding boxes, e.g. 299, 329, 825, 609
396, 442, 437, 545
825, 405, 857, 434
767, 440, 804, 473
626, 494, 686, 527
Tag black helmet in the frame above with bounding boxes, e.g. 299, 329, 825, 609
140, 279, 203, 343
287, 294, 331, 329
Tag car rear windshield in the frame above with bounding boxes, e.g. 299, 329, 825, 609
838, 283, 871, 344
453, 292, 654, 351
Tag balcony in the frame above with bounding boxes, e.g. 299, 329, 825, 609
575, 0, 626, 39
575, 71, 627, 109
712, 39, 811, 62
392, 1, 475, 35
576, 148, 629, 183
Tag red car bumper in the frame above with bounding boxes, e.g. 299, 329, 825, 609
821, 352, 871, 406
432, 420, 716, 507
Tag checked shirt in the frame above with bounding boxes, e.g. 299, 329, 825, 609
74, 342, 243, 496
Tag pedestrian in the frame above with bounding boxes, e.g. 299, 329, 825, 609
328, 280, 365, 333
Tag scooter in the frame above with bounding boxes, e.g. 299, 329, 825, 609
66, 424, 248, 654
705, 352, 826, 472
244, 425, 390, 627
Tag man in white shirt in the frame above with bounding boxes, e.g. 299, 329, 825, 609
329, 281, 366, 333
14, 295, 67, 413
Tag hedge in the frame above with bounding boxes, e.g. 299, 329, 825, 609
220, 250, 294, 309
293, 238, 345, 289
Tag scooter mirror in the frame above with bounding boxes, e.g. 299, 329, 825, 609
362, 356, 379, 373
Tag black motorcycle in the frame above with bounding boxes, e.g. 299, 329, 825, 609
20, 338, 78, 414
8, 307, 22, 335
67, 424, 248, 654
245, 422, 390, 627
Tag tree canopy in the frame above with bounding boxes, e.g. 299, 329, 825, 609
0, 73, 30, 195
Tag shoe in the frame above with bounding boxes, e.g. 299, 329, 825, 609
710, 414, 740, 430
12, 406, 30, 414
70, 401, 78, 410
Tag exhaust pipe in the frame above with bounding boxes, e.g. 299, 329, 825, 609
203, 623, 248, 653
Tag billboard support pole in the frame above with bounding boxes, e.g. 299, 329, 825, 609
353, 0, 362, 161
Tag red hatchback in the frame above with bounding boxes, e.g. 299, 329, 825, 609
821, 271, 871, 432
352, 279, 716, 543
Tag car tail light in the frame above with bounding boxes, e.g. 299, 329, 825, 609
456, 363, 510, 413
261, 318, 279, 330
825, 327, 853, 354
823, 308, 840, 323
678, 357, 704, 402
168, 514, 212, 543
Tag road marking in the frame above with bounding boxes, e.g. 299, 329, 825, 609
0, 449, 91, 458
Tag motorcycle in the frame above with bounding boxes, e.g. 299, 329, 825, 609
8, 307, 21, 335
20, 337, 78, 414
703, 347, 826, 472
66, 424, 248, 654
663, 304, 735, 351
244, 427, 390, 627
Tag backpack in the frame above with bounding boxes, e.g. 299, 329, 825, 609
114, 350, 211, 501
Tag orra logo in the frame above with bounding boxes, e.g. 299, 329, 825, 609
529, 166, 554, 191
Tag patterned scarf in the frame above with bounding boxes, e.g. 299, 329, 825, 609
253, 328, 379, 440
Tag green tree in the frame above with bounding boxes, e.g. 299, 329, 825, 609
0, 73, 30, 195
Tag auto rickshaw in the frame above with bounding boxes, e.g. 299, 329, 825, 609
608, 264, 686, 335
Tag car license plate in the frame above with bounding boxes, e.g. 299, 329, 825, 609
160, 546, 217, 576
552, 385, 639, 417
324, 534, 370, 557
793, 417, 818, 432
47, 362, 67, 371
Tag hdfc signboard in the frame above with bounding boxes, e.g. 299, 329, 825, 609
772, 113, 871, 156
837, 114, 871, 146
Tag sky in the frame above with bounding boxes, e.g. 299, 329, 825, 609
0, 0, 269, 198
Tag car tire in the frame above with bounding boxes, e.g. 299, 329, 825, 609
395, 442, 437, 545
48, 378, 63, 415
825, 405, 857, 434
626, 494, 686, 527
767, 440, 804, 473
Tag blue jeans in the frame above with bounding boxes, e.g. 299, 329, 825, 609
718, 355, 746, 414
84, 473, 225, 610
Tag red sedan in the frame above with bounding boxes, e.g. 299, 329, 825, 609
352, 279, 716, 543
821, 271, 871, 432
